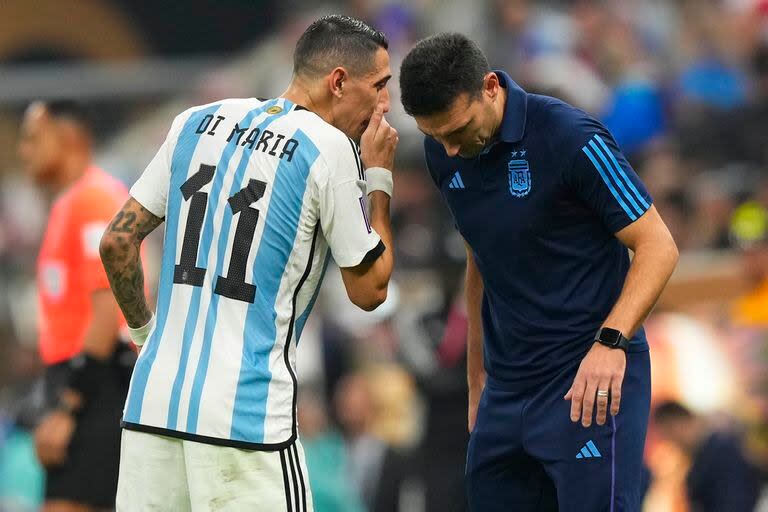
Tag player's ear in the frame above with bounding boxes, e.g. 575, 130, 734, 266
329, 67, 348, 99
483, 72, 500, 100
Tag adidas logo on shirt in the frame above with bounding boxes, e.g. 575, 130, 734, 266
576, 440, 602, 459
448, 171, 465, 189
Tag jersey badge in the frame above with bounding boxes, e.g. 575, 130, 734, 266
508, 156, 531, 198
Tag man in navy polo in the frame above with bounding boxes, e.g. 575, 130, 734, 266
399, 34, 679, 511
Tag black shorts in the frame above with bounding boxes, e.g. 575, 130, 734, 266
43, 343, 135, 507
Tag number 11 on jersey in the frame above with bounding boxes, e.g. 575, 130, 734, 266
173, 163, 267, 303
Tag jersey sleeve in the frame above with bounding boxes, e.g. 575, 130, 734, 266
318, 137, 383, 268
567, 120, 653, 233
130, 117, 181, 218
72, 184, 127, 292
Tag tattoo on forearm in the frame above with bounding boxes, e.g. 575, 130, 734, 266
108, 211, 138, 233
101, 200, 163, 327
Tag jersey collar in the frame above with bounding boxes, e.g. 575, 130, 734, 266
495, 70, 528, 143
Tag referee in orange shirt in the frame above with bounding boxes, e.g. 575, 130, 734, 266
18, 100, 137, 512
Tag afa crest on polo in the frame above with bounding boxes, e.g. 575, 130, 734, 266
508, 155, 531, 198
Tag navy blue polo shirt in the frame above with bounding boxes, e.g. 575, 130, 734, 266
424, 71, 652, 391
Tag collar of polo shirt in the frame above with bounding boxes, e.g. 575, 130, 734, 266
494, 70, 528, 144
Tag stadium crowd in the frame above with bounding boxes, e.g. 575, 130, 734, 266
1, 0, 767, 510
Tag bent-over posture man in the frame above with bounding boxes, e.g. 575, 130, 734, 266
400, 33, 678, 511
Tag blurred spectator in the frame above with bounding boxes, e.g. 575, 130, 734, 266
415, 299, 470, 512
601, 77, 666, 158
2, 1, 768, 510
674, 0, 749, 111
653, 400, 761, 512
729, 43, 768, 168
334, 372, 410, 512
298, 390, 365, 512
677, 56, 749, 110
587, 5, 667, 156
688, 172, 739, 250
0, 326, 44, 510
730, 201, 768, 326
17, 99, 137, 512
0, 416, 44, 512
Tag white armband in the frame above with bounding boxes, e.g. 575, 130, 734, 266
365, 167, 393, 197
128, 314, 156, 347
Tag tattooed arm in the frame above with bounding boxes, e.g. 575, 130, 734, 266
100, 197, 163, 328
34, 197, 162, 466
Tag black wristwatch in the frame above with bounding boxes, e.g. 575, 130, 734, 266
595, 327, 630, 352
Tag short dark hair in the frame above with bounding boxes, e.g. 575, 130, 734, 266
400, 33, 490, 116
293, 15, 388, 78
42, 99, 93, 133
653, 400, 694, 424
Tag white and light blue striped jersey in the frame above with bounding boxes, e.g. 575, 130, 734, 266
124, 98, 382, 449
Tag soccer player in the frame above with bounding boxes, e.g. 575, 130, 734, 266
18, 100, 137, 512
100, 15, 398, 511
399, 34, 679, 511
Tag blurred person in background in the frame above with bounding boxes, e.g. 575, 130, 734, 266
730, 43, 768, 168
730, 201, 768, 327
394, 286, 472, 512
0, 335, 45, 511
400, 33, 678, 511
334, 371, 410, 512
675, 0, 749, 112
100, 15, 397, 511
3, 2, 768, 512
653, 400, 761, 512
298, 389, 365, 512
17, 100, 137, 512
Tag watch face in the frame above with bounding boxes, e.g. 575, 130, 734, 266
599, 329, 621, 346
